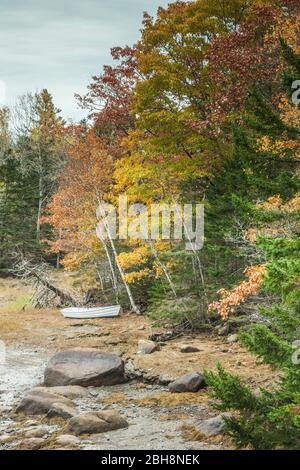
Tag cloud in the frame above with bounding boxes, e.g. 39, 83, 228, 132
0, 0, 170, 120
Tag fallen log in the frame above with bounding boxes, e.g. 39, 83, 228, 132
11, 256, 80, 308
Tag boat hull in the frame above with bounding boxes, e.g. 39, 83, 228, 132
61, 305, 122, 319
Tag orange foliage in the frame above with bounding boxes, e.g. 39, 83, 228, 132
42, 127, 114, 271
208, 265, 267, 320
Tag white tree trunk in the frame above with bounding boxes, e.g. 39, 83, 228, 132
147, 240, 177, 297
96, 196, 140, 314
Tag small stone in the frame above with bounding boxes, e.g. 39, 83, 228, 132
197, 415, 229, 437
158, 374, 173, 386
227, 334, 238, 343
180, 345, 201, 353
68, 410, 128, 435
137, 340, 160, 355
125, 360, 143, 379
24, 428, 49, 439
292, 340, 300, 348
55, 434, 80, 447
168, 372, 206, 393
20, 438, 45, 450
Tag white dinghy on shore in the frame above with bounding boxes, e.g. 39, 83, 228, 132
61, 305, 122, 319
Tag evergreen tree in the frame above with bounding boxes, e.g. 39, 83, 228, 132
205, 44, 300, 450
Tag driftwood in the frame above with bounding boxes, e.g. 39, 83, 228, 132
12, 256, 80, 308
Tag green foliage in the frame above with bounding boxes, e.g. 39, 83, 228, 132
240, 325, 292, 368
204, 33, 300, 449
0, 91, 65, 273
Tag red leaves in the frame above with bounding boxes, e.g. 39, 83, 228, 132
192, 4, 286, 134
76, 46, 138, 157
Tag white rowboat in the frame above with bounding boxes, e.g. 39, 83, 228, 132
61, 305, 122, 319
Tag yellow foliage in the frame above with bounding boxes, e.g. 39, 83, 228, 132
117, 245, 150, 270
256, 92, 300, 161
256, 195, 282, 211
124, 268, 152, 284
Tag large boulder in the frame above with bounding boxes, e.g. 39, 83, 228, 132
16, 387, 77, 417
168, 372, 205, 393
68, 410, 128, 435
44, 348, 125, 387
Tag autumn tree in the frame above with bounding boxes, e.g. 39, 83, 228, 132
205, 9, 300, 449
76, 46, 138, 158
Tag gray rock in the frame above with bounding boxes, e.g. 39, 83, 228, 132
137, 340, 160, 355
168, 372, 205, 393
47, 402, 77, 419
36, 385, 87, 399
124, 360, 143, 380
158, 374, 174, 386
198, 415, 229, 437
180, 345, 201, 353
217, 324, 230, 336
16, 387, 76, 417
68, 410, 128, 435
227, 334, 238, 343
20, 438, 45, 450
24, 428, 49, 439
44, 348, 125, 387
55, 434, 80, 447
292, 340, 300, 348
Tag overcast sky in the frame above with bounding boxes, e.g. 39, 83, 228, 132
0, 0, 171, 121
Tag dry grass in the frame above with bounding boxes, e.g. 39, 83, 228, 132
0, 276, 278, 394
0, 294, 32, 313
100, 390, 209, 409
101, 391, 208, 409
135, 383, 147, 390
101, 393, 129, 405
132, 391, 209, 408
159, 413, 189, 421
0, 317, 24, 334
180, 423, 235, 448
180, 424, 206, 442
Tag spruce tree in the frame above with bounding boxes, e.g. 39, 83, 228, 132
205, 43, 300, 450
